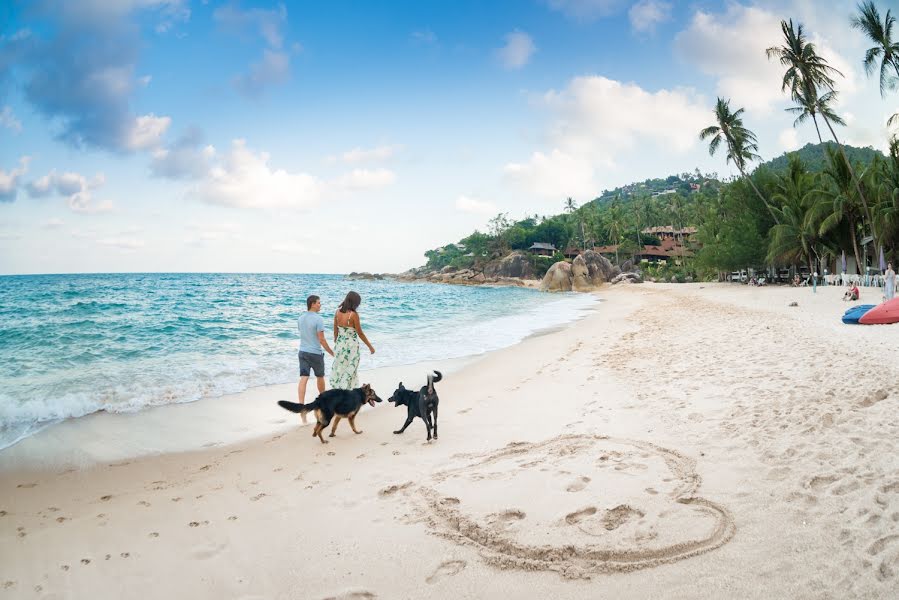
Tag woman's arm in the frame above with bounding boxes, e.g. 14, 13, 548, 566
352, 312, 375, 354
333, 314, 338, 344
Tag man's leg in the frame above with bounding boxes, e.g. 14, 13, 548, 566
316, 376, 326, 394
297, 376, 309, 424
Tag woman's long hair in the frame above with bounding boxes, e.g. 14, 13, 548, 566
338, 291, 361, 313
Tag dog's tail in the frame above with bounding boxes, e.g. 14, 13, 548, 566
277, 399, 318, 414
427, 370, 442, 394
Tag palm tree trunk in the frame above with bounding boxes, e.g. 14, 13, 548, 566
850, 220, 863, 276
810, 115, 823, 143
737, 165, 780, 224
821, 114, 877, 252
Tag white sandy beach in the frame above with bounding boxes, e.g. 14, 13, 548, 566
2, 282, 898, 599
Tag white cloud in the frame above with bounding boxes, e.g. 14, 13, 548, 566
674, 5, 858, 114
496, 31, 536, 70
193, 139, 323, 210
125, 113, 171, 150
183, 222, 242, 247
778, 128, 800, 151
335, 168, 397, 190
97, 237, 145, 250
25, 170, 111, 213
331, 145, 400, 164
629, 1, 672, 34
0, 106, 22, 133
544, 0, 627, 21
213, 3, 287, 48
0, 156, 30, 203
150, 129, 216, 180
234, 49, 291, 96
504, 150, 598, 200
504, 75, 709, 200
455, 195, 497, 215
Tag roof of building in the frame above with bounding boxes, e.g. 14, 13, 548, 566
529, 242, 557, 251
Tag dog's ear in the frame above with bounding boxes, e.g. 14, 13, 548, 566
398, 382, 405, 389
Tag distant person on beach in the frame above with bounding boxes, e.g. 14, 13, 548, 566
885, 263, 895, 301
330, 291, 375, 390
843, 283, 859, 302
297, 295, 334, 423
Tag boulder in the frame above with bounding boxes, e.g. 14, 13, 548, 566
580, 250, 616, 284
620, 259, 634, 273
611, 273, 643, 285
540, 261, 573, 292
440, 266, 457, 274
484, 252, 535, 279
571, 255, 591, 291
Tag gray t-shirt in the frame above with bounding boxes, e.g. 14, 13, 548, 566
298, 311, 325, 354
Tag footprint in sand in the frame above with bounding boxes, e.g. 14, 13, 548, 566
487, 510, 526, 530
0, 510, 6, 517
566, 476, 591, 492
425, 560, 467, 584
80, 558, 91, 565
17, 483, 37, 489
565, 507, 597, 525
137, 500, 151, 507
228, 515, 238, 521
321, 592, 377, 600
458, 408, 471, 414
250, 493, 267, 501
99, 495, 113, 502
120, 553, 130, 559
602, 505, 645, 531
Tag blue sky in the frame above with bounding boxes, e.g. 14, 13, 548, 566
2, 0, 898, 274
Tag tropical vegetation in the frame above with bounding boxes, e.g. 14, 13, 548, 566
422, 2, 899, 282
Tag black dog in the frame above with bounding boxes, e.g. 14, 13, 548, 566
277, 384, 382, 444
388, 371, 441, 441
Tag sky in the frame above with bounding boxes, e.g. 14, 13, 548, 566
2, 0, 899, 275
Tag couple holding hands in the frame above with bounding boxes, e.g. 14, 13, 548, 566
296, 291, 375, 418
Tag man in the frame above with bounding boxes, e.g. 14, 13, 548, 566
297, 295, 334, 423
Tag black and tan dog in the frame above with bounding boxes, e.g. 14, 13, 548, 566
388, 371, 441, 441
277, 384, 382, 444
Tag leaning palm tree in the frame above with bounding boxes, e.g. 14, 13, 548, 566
787, 81, 845, 143
851, 1, 899, 97
700, 97, 777, 222
768, 18, 875, 250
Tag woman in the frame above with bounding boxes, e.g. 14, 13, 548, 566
329, 291, 375, 390
885, 262, 896, 301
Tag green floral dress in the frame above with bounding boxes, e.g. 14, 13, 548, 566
330, 325, 360, 390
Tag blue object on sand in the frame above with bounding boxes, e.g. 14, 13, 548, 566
842, 304, 876, 324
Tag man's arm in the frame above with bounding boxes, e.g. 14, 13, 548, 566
318, 331, 334, 356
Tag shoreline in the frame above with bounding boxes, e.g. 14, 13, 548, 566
0, 292, 599, 472
3, 283, 898, 599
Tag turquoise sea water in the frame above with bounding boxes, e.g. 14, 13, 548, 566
0, 273, 597, 450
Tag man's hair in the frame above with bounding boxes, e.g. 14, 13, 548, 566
306, 295, 320, 310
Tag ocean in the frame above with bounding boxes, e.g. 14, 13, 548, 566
0, 273, 597, 451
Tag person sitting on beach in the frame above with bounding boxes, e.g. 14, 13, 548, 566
330, 291, 375, 390
843, 284, 859, 302
792, 274, 801, 287
297, 295, 335, 423
885, 262, 896, 301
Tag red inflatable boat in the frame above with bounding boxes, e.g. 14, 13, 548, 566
859, 297, 899, 324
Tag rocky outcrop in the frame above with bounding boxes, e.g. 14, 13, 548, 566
542, 251, 642, 291
347, 272, 385, 280
540, 261, 573, 292
484, 252, 535, 280
610, 272, 643, 285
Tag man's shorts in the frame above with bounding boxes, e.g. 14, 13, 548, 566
298, 351, 325, 377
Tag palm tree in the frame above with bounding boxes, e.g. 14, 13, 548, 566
872, 137, 899, 256
767, 155, 827, 273
700, 97, 777, 222
813, 146, 868, 272
851, 1, 899, 97
564, 197, 578, 213
786, 82, 845, 143
606, 203, 625, 265
768, 18, 876, 251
